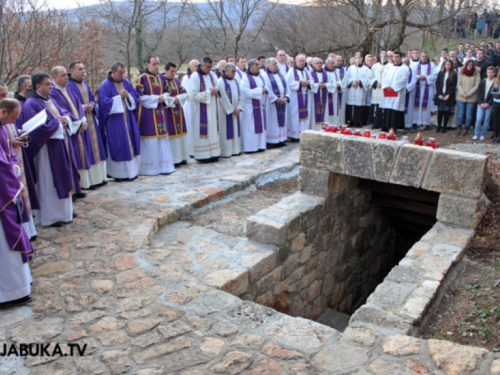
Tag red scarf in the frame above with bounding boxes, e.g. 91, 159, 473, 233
462, 65, 475, 77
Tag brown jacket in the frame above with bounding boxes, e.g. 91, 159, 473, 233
457, 67, 481, 103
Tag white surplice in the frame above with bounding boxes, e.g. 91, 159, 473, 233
217, 77, 242, 157
188, 71, 221, 160
342, 64, 372, 106
412, 62, 438, 126
326, 67, 347, 126
180, 75, 194, 156
381, 63, 411, 112
240, 73, 267, 152
262, 71, 289, 144
286, 68, 311, 139
33, 145, 73, 226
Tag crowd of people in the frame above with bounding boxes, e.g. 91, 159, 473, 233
2, 42, 500, 306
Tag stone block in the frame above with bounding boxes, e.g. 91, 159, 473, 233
341, 136, 374, 180
299, 131, 345, 174
366, 281, 414, 312
436, 193, 489, 229
371, 140, 401, 182
299, 167, 334, 198
331, 173, 359, 196
422, 148, 488, 199
349, 305, 412, 335
389, 144, 432, 188
238, 251, 277, 283
246, 215, 286, 246
205, 269, 249, 296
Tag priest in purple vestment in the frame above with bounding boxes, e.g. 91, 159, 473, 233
68, 61, 108, 188
0, 98, 34, 306
50, 66, 88, 197
97, 62, 141, 180
23, 73, 77, 227
135, 56, 175, 175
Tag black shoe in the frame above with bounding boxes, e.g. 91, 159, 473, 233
257, 149, 266, 153
74, 192, 87, 199
442, 127, 447, 133
211, 157, 219, 162
196, 158, 212, 163
436, 127, 441, 133
30, 235, 37, 242
49, 222, 65, 228
0, 295, 32, 308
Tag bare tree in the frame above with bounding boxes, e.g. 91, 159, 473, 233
88, 0, 168, 78
0, 0, 76, 86
189, 0, 278, 59
261, 0, 478, 58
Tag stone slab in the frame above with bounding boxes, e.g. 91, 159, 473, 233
299, 131, 345, 174
371, 140, 401, 182
422, 148, 488, 199
341, 136, 374, 180
246, 215, 286, 246
390, 144, 432, 188
436, 193, 489, 229
299, 167, 334, 198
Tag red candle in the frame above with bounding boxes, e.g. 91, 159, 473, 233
345, 128, 353, 135
378, 132, 386, 139
341, 125, 348, 134
363, 130, 371, 138
331, 125, 339, 133
426, 137, 437, 149
354, 130, 362, 136
387, 128, 396, 140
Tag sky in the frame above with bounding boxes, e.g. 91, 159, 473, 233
45, 0, 100, 9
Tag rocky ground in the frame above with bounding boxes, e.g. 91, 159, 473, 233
0, 135, 499, 374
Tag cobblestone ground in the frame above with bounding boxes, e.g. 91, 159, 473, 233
0, 143, 499, 374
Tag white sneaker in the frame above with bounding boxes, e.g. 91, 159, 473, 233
480, 136, 485, 141
472, 135, 478, 140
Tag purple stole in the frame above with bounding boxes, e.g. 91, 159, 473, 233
246, 73, 265, 134
414, 62, 431, 110
165, 78, 187, 137
294, 68, 309, 121
310, 70, 328, 124
222, 78, 241, 140
334, 67, 345, 114
405, 68, 413, 114
266, 69, 287, 128
198, 72, 217, 138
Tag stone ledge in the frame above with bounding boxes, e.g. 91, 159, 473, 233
299, 130, 489, 198
422, 148, 488, 199
437, 193, 489, 229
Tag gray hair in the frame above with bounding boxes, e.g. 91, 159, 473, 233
265, 57, 278, 66
224, 63, 236, 71
111, 61, 126, 71
247, 58, 258, 68
295, 54, 306, 62
313, 57, 323, 64
216, 60, 227, 69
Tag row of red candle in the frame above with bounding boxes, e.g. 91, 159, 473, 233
321, 124, 436, 149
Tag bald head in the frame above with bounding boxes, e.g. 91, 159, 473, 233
51, 66, 68, 88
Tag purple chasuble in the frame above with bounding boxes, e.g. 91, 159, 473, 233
164, 77, 187, 138
222, 77, 241, 139
266, 69, 287, 128
414, 62, 431, 110
0, 135, 34, 262
136, 71, 168, 138
23, 95, 78, 199
67, 79, 108, 162
197, 71, 217, 138
50, 85, 92, 172
310, 70, 328, 124
97, 76, 141, 162
293, 68, 309, 120
246, 73, 265, 134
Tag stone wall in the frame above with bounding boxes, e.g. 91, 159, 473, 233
244, 172, 407, 320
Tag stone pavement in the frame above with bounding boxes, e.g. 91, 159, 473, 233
0, 143, 499, 374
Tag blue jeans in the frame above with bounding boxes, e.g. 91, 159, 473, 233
456, 101, 476, 126
474, 105, 492, 137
